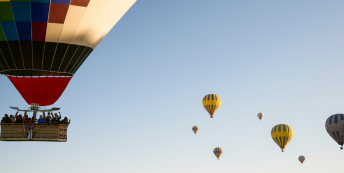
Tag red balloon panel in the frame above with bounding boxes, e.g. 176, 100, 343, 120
8, 76, 72, 106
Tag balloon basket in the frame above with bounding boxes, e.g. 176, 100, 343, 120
0, 123, 69, 142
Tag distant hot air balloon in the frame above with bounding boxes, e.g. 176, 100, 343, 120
0, 0, 136, 106
202, 94, 221, 118
257, 112, 264, 121
271, 124, 293, 152
298, 155, 305, 164
192, 126, 199, 135
325, 114, 344, 150
213, 147, 223, 160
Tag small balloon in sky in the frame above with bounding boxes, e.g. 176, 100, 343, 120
325, 114, 344, 150
192, 126, 199, 135
271, 124, 293, 152
298, 155, 305, 164
202, 94, 221, 118
257, 112, 264, 121
213, 147, 223, 160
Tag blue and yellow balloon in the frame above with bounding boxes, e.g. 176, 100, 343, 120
202, 94, 221, 118
271, 124, 293, 152
213, 147, 223, 160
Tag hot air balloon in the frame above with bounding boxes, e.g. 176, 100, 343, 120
271, 124, 293, 152
213, 147, 223, 160
298, 155, 305, 164
202, 94, 221, 118
0, 0, 136, 142
325, 114, 344, 150
257, 112, 264, 121
192, 126, 199, 135
0, 0, 136, 106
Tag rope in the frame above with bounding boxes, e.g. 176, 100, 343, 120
22, 124, 26, 134
10, 124, 24, 134
9, 123, 47, 135
32, 124, 47, 133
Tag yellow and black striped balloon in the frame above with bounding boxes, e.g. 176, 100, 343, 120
202, 94, 221, 118
213, 147, 223, 160
192, 126, 199, 135
271, 124, 294, 152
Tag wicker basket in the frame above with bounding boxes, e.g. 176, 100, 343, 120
0, 123, 69, 142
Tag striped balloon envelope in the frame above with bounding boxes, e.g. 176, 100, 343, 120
192, 126, 198, 135
271, 124, 293, 152
325, 114, 344, 150
202, 94, 221, 118
0, 0, 136, 106
213, 147, 223, 160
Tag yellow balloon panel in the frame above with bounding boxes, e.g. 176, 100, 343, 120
70, 0, 110, 45
46, 23, 64, 42
89, 0, 136, 48
42, 0, 136, 47
59, 5, 87, 44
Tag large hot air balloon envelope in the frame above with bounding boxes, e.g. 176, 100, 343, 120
271, 124, 293, 152
213, 147, 223, 160
0, 0, 136, 106
202, 94, 221, 118
298, 155, 305, 164
325, 114, 344, 150
192, 126, 199, 135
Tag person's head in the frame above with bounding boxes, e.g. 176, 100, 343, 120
10, 115, 13, 118
39, 115, 43, 119
4, 114, 8, 118
19, 114, 22, 117
55, 113, 58, 116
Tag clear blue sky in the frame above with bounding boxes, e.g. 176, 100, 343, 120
1, 0, 344, 172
